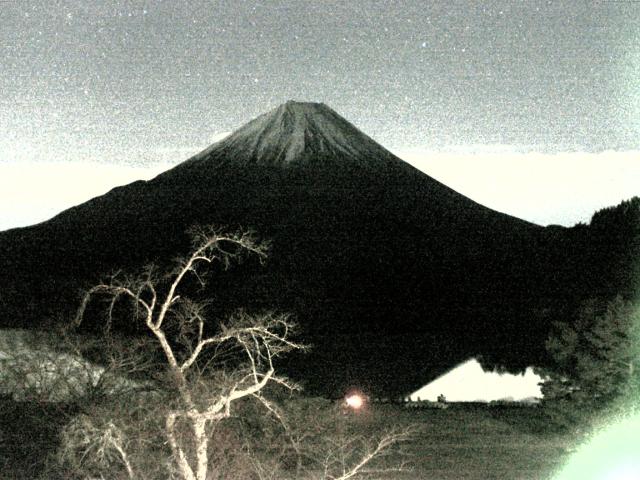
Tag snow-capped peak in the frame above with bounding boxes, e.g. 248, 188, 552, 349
187, 101, 402, 168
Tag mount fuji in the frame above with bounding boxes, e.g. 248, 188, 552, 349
0, 101, 609, 396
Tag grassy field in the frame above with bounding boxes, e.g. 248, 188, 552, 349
0, 399, 577, 479
376, 404, 575, 480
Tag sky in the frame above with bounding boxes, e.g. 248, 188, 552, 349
1, 0, 639, 231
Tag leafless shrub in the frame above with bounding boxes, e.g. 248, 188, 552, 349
59, 414, 136, 479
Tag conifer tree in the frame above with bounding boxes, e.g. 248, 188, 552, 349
538, 296, 640, 428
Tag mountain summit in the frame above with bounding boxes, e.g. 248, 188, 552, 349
183, 101, 402, 169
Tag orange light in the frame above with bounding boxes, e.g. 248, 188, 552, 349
345, 394, 364, 409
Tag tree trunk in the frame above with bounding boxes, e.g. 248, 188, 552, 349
193, 415, 209, 480
166, 413, 197, 480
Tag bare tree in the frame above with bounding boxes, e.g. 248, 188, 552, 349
72, 226, 304, 480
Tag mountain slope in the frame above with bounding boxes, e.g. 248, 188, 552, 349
0, 101, 579, 396
183, 101, 404, 169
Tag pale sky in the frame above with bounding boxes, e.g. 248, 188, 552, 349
1, 146, 637, 231
396, 147, 640, 227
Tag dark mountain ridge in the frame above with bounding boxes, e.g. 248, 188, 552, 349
0, 101, 634, 396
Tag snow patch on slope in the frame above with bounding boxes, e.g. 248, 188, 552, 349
406, 358, 543, 403
188, 101, 403, 168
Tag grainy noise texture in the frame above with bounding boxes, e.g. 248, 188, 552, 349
1, 0, 639, 167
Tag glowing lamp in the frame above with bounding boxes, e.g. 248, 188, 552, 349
345, 394, 364, 409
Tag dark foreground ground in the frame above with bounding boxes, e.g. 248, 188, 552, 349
0, 399, 576, 479
378, 403, 575, 480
